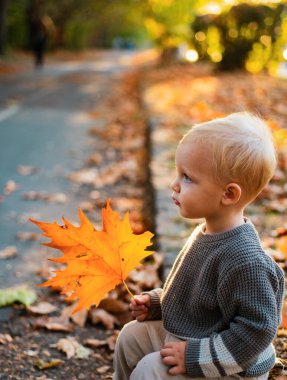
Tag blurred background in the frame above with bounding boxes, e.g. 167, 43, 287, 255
0, 0, 286, 74
1, 2, 287, 378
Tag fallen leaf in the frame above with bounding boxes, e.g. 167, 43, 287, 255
61, 304, 88, 327
277, 329, 287, 337
92, 352, 105, 361
68, 168, 99, 185
30, 200, 153, 313
17, 165, 38, 176
98, 298, 129, 314
0, 284, 37, 307
56, 337, 91, 359
0, 246, 17, 259
35, 316, 74, 332
280, 299, 287, 329
265, 248, 285, 262
265, 199, 287, 213
107, 331, 120, 351
16, 232, 39, 241
85, 338, 108, 348
0, 334, 13, 344
89, 308, 119, 330
86, 152, 103, 166
96, 365, 110, 374
274, 226, 287, 238
275, 237, 287, 260
34, 358, 64, 370
27, 302, 57, 315
129, 264, 161, 289
24, 349, 39, 357
4, 180, 18, 195
22, 191, 67, 203
78, 201, 94, 213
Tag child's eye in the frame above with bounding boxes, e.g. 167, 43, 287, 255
183, 173, 192, 183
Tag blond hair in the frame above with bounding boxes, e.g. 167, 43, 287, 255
182, 112, 277, 201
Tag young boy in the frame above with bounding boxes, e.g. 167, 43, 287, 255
113, 112, 285, 380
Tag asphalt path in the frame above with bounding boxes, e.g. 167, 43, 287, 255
0, 50, 138, 289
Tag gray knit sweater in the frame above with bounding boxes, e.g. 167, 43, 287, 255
147, 221, 285, 378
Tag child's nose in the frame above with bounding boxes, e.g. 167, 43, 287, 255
170, 177, 180, 193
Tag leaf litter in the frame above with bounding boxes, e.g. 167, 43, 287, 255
0, 68, 155, 379
2, 61, 287, 379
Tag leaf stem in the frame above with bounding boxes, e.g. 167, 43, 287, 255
123, 280, 135, 299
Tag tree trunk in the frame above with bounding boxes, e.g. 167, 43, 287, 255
0, 0, 9, 55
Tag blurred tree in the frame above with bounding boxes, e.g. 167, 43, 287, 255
191, 2, 287, 72
0, 0, 9, 54
5, 0, 286, 75
141, 0, 197, 63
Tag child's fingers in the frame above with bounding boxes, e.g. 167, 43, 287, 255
130, 298, 138, 308
130, 301, 148, 312
135, 312, 148, 322
168, 365, 184, 375
160, 347, 174, 358
162, 355, 177, 366
134, 294, 150, 306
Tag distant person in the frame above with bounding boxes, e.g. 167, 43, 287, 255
27, 2, 53, 68
113, 112, 285, 380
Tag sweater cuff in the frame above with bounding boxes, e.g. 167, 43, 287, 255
142, 288, 162, 320
185, 339, 205, 377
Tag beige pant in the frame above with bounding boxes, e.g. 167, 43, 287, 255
113, 320, 269, 380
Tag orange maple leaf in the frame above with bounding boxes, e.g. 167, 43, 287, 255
30, 200, 154, 313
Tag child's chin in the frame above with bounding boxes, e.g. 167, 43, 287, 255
179, 209, 190, 218
179, 210, 196, 219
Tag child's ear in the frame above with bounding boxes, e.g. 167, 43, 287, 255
221, 183, 242, 205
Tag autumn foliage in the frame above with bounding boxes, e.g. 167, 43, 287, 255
30, 200, 153, 313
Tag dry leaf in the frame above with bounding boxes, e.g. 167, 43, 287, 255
34, 358, 64, 370
98, 298, 129, 314
23, 191, 67, 203
89, 308, 119, 330
280, 299, 287, 329
27, 302, 57, 315
62, 304, 89, 327
35, 316, 74, 332
16, 232, 39, 241
30, 200, 153, 313
0, 334, 13, 344
96, 365, 110, 374
69, 169, 99, 185
17, 165, 38, 176
0, 246, 17, 259
24, 350, 39, 357
85, 338, 108, 348
4, 180, 18, 195
107, 331, 120, 351
56, 337, 91, 359
129, 264, 161, 289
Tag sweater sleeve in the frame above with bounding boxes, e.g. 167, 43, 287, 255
142, 288, 163, 320
185, 262, 284, 377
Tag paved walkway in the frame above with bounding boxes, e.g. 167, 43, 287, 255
0, 50, 154, 288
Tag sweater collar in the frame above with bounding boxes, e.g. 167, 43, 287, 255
195, 218, 256, 243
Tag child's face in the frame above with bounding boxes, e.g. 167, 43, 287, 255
171, 141, 225, 220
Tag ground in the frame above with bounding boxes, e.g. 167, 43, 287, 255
0, 50, 287, 379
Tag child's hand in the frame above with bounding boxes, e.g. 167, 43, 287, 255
129, 294, 151, 322
160, 341, 187, 375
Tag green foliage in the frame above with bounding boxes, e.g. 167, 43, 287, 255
143, 0, 196, 48
0, 284, 37, 307
5, 0, 286, 75
191, 2, 287, 72
6, 0, 29, 48
5, 0, 149, 50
